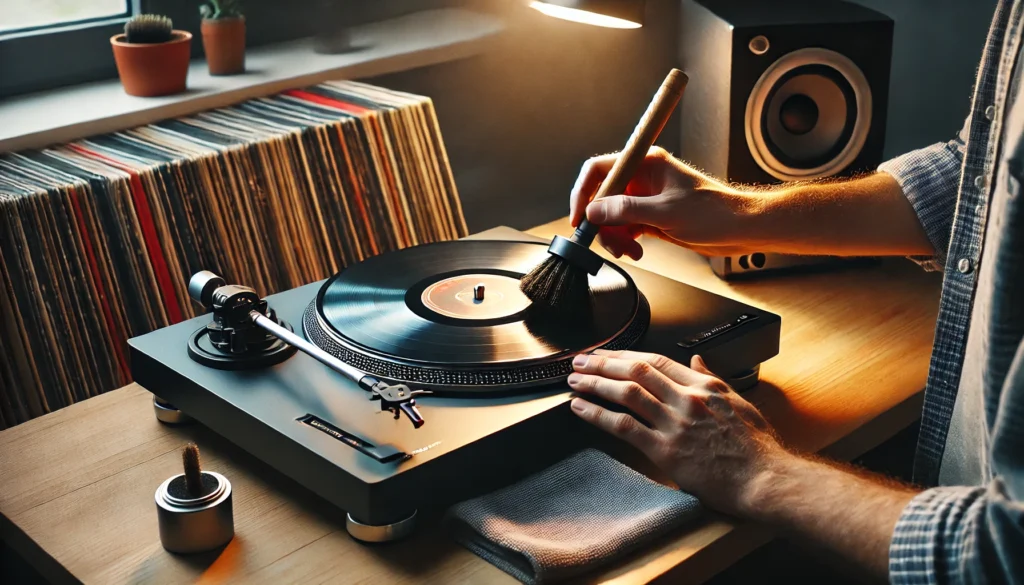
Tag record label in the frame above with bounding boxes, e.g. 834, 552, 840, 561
420, 274, 530, 321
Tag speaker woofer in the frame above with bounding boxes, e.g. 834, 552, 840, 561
744, 48, 872, 181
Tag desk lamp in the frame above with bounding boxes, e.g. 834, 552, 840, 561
529, 0, 645, 28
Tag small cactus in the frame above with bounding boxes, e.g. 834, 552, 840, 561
124, 14, 173, 44
200, 0, 243, 20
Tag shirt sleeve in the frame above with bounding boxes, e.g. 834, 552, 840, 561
876, 116, 970, 272
888, 339, 1024, 585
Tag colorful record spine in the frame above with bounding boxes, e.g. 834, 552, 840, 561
0, 80, 467, 429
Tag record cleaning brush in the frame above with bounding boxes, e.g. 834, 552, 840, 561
520, 68, 688, 319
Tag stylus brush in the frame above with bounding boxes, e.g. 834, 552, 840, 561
182, 441, 203, 497
520, 68, 688, 319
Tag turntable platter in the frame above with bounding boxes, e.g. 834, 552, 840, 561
302, 240, 649, 392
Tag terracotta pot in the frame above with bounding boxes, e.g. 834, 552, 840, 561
110, 31, 192, 97
201, 17, 246, 75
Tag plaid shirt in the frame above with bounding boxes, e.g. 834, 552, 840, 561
876, 1, 1024, 583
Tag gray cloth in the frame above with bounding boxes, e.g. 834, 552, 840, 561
443, 448, 702, 584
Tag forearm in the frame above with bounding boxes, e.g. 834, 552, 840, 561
741, 451, 920, 578
732, 171, 935, 258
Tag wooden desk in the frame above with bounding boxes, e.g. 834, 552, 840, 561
0, 220, 942, 584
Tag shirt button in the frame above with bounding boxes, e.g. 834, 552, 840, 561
975, 204, 984, 214
975, 174, 985, 188
958, 258, 973, 274
986, 105, 996, 120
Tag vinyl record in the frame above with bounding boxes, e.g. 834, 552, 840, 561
303, 240, 650, 392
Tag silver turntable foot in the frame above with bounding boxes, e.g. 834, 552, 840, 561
153, 396, 193, 424
346, 510, 417, 542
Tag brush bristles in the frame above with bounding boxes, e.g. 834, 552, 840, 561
182, 442, 203, 496
520, 255, 592, 321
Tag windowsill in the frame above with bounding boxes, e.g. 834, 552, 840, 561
0, 8, 505, 154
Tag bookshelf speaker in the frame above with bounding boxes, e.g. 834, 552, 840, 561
677, 0, 893, 278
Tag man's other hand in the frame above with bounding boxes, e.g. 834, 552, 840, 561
568, 348, 786, 517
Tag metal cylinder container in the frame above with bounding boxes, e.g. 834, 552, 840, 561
155, 471, 234, 553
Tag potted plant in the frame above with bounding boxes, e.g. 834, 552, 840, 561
200, 0, 246, 75
110, 14, 192, 97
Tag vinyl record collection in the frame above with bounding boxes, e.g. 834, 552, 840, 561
0, 80, 468, 429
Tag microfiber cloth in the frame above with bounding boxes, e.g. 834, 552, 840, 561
443, 448, 703, 584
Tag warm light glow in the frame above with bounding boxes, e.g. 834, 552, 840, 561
529, 1, 642, 29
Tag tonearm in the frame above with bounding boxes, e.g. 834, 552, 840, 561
187, 270, 429, 428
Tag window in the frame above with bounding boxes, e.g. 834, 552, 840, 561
1, 1, 132, 36
0, 0, 323, 99
0, 0, 143, 98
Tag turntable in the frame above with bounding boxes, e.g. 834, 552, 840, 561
128, 227, 780, 542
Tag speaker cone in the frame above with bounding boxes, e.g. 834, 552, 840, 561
744, 48, 872, 181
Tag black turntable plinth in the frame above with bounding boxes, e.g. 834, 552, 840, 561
128, 228, 780, 540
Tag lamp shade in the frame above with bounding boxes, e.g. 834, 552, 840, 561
529, 0, 644, 28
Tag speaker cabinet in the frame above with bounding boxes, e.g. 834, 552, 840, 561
678, 0, 893, 278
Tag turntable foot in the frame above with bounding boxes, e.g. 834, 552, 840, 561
726, 364, 761, 392
346, 510, 417, 543
153, 396, 193, 425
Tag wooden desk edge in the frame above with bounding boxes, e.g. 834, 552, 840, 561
1, 512, 78, 585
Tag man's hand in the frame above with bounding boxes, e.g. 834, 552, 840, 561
568, 146, 935, 260
569, 147, 766, 261
567, 348, 784, 516
568, 349, 921, 580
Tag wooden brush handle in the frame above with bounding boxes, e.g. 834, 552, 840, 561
574, 68, 688, 244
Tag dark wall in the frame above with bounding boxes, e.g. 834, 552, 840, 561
364, 0, 681, 233
364, 0, 998, 233
851, 0, 996, 157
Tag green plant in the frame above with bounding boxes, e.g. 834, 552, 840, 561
200, 0, 243, 20
124, 14, 173, 43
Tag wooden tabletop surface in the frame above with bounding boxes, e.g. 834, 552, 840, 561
0, 219, 943, 584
